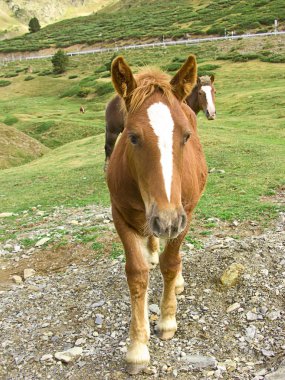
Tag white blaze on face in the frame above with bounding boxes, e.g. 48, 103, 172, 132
201, 85, 215, 115
147, 102, 174, 202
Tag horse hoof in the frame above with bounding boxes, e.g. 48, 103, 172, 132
156, 328, 176, 341
126, 362, 148, 375
175, 285, 184, 295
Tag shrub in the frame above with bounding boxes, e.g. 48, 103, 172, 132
38, 70, 53, 76
60, 84, 81, 98
0, 80, 11, 87
51, 50, 69, 74
68, 75, 78, 79
24, 76, 35, 81
260, 54, 285, 63
198, 64, 220, 71
4, 115, 19, 126
164, 62, 181, 72
29, 17, 41, 33
95, 81, 114, 96
5, 73, 18, 78
77, 87, 92, 98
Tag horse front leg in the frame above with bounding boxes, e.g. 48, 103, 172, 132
112, 208, 150, 374
157, 228, 188, 340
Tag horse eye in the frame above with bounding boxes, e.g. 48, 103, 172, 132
129, 134, 139, 145
198, 91, 202, 95
183, 132, 191, 144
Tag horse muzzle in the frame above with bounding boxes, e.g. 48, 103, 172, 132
206, 110, 216, 120
148, 206, 187, 239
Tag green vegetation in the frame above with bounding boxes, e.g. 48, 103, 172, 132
0, 40, 284, 224
24, 75, 35, 81
0, 123, 49, 169
51, 50, 69, 74
0, 0, 284, 53
28, 17, 41, 33
0, 80, 11, 87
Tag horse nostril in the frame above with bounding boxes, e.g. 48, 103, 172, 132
206, 110, 210, 117
151, 216, 161, 237
180, 213, 187, 231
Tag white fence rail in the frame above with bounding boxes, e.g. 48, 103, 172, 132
1, 31, 285, 64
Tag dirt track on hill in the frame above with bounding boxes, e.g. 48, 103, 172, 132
0, 204, 284, 380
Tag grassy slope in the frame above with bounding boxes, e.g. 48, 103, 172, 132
0, 0, 284, 53
0, 123, 49, 169
0, 43, 284, 221
0, 57, 110, 149
0, 0, 116, 39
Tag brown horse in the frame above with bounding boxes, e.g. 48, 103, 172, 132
186, 75, 216, 120
104, 74, 215, 170
107, 55, 207, 374
80, 105, 85, 113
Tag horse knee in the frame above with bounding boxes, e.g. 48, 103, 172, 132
159, 254, 181, 280
126, 266, 149, 294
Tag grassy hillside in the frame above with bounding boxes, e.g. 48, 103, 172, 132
0, 123, 49, 169
0, 0, 284, 53
0, 41, 284, 222
0, 0, 116, 40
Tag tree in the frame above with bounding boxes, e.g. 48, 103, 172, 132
51, 50, 69, 74
28, 17, 41, 33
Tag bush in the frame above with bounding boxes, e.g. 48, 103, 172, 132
51, 50, 69, 74
68, 75, 78, 79
164, 62, 181, 72
24, 76, 35, 81
29, 17, 41, 33
77, 87, 92, 98
95, 81, 114, 96
5, 73, 18, 78
0, 80, 11, 87
38, 70, 53, 76
3, 115, 19, 126
198, 64, 220, 71
260, 54, 285, 63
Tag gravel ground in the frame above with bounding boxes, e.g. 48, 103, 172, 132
0, 204, 284, 380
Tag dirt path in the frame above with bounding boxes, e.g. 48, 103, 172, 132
0, 206, 284, 379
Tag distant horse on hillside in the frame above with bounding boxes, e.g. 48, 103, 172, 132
104, 74, 216, 170
186, 74, 216, 120
80, 106, 85, 114
107, 55, 207, 374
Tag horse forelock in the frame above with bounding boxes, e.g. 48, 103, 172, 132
199, 75, 212, 86
128, 68, 174, 113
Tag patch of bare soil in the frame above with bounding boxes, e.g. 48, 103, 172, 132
260, 186, 285, 206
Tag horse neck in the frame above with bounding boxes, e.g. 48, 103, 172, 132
186, 85, 200, 114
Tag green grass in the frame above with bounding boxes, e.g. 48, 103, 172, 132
0, 135, 108, 211
0, 41, 284, 223
0, 0, 284, 53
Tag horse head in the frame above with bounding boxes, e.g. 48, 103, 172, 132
197, 75, 216, 120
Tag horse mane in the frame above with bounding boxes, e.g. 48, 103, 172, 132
127, 68, 174, 113
199, 75, 212, 86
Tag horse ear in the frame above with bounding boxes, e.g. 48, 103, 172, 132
170, 55, 197, 101
111, 56, 137, 108
210, 74, 215, 83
